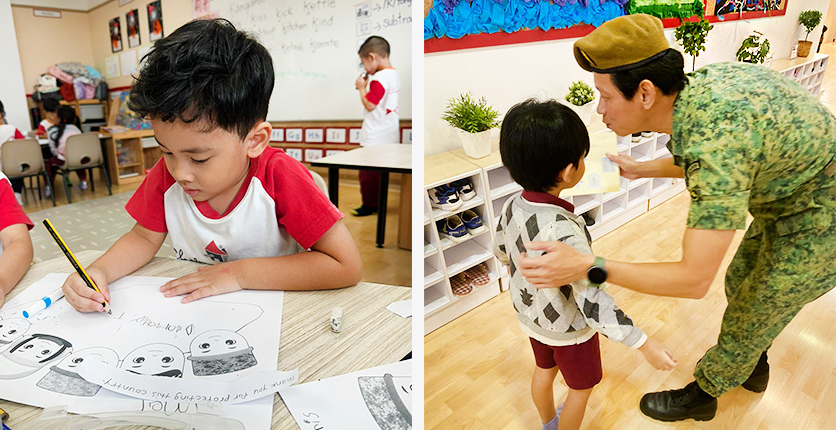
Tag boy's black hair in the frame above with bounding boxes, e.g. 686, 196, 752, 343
500, 99, 589, 193
43, 98, 59, 113
0, 99, 5, 119
53, 105, 80, 145
128, 18, 274, 140
610, 49, 688, 100
358, 36, 390, 58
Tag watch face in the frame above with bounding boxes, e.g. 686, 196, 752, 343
588, 267, 607, 284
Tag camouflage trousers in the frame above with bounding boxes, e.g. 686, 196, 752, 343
694, 168, 836, 397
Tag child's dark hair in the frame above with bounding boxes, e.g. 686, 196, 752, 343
610, 49, 688, 100
500, 99, 589, 193
128, 18, 274, 140
0, 99, 5, 122
358, 36, 390, 58
53, 105, 80, 145
43, 98, 59, 113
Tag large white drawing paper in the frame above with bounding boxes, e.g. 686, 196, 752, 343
0, 273, 286, 430
281, 359, 412, 430
76, 359, 297, 404
561, 130, 620, 197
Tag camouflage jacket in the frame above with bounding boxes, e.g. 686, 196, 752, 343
670, 62, 836, 231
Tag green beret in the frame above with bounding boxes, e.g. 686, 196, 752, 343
574, 14, 671, 73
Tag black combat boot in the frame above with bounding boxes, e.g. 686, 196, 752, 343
639, 381, 717, 422
741, 351, 769, 393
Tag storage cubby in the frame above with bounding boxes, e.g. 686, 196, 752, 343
772, 53, 829, 100
631, 140, 654, 162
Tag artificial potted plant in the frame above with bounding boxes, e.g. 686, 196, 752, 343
674, 18, 713, 71
442, 92, 500, 159
565, 80, 596, 126
737, 31, 771, 64
797, 10, 823, 58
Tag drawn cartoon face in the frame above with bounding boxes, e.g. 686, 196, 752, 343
0, 334, 72, 380
0, 318, 31, 348
36, 347, 119, 397
190, 330, 249, 357
121, 343, 184, 378
55, 347, 120, 373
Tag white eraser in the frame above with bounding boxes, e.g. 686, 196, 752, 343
330, 307, 343, 333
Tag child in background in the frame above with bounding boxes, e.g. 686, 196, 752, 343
495, 99, 676, 430
62, 19, 362, 313
0, 99, 29, 206
351, 35, 400, 217
35, 98, 59, 137
45, 105, 87, 196
0, 172, 34, 309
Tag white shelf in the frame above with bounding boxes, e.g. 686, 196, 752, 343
424, 242, 437, 258
490, 182, 523, 200
439, 228, 488, 251
445, 242, 493, 278
628, 177, 651, 190
573, 194, 601, 215
602, 189, 626, 204
424, 285, 450, 315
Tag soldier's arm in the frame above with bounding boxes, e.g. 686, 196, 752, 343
518, 227, 736, 299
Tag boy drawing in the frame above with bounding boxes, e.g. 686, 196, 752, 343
62, 19, 362, 312
351, 36, 400, 217
495, 99, 676, 430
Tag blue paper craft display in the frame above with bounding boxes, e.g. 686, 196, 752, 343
425, 0, 629, 40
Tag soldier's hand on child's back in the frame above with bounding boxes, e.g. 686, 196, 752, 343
638, 337, 677, 371
62, 267, 111, 313
160, 261, 243, 304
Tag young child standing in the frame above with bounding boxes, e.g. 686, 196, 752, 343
62, 19, 362, 313
495, 99, 676, 430
45, 105, 87, 195
351, 35, 400, 217
0, 172, 34, 309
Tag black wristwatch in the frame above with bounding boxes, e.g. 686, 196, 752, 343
587, 256, 607, 286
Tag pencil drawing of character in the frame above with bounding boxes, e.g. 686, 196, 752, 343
121, 343, 185, 378
36, 347, 120, 396
0, 333, 72, 379
0, 318, 31, 353
187, 330, 257, 376
358, 373, 412, 430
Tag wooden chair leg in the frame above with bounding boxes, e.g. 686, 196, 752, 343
89, 168, 95, 192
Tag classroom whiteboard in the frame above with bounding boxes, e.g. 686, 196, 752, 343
207, 0, 412, 121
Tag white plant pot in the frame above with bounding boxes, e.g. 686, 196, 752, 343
567, 99, 596, 126
458, 129, 492, 159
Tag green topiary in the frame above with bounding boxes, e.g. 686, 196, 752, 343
565, 81, 595, 106
737, 31, 770, 64
675, 18, 713, 71
799, 10, 823, 41
441, 92, 499, 133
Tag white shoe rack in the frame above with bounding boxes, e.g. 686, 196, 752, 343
771, 53, 829, 99
424, 132, 686, 334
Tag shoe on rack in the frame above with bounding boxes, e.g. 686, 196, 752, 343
439, 215, 470, 243
79, 180, 89, 191
464, 263, 491, 287
639, 381, 717, 422
429, 184, 462, 211
460, 210, 487, 234
631, 132, 642, 143
450, 178, 476, 201
741, 351, 769, 393
582, 211, 596, 226
641, 131, 654, 138
350, 205, 378, 217
450, 273, 473, 297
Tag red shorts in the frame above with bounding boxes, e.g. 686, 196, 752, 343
529, 333, 602, 390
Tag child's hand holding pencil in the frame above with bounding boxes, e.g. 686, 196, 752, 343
62, 268, 112, 313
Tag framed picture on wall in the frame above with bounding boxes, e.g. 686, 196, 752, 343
126, 9, 141, 48
147, 0, 164, 42
109, 17, 123, 53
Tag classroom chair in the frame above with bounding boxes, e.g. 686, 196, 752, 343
1, 138, 55, 206
56, 133, 111, 204
309, 169, 329, 198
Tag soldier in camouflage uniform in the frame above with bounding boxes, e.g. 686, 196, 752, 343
515, 14, 836, 422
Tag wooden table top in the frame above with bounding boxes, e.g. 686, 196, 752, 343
0, 250, 412, 430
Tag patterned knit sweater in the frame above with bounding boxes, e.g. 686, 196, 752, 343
494, 192, 647, 348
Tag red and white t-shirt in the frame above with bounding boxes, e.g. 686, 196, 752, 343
36, 119, 54, 136
360, 68, 400, 146
125, 146, 343, 264
0, 172, 34, 256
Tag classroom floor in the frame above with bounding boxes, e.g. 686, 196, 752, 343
424, 190, 836, 429
18, 171, 411, 287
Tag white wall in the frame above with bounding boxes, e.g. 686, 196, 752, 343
9, 0, 109, 11
0, 0, 32, 132
424, 0, 831, 156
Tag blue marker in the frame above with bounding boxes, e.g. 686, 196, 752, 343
2, 421, 11, 430
22, 288, 65, 319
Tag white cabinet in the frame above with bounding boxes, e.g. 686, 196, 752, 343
772, 53, 829, 99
